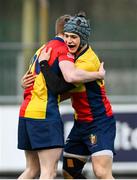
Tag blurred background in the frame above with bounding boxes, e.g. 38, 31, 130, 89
0, 0, 137, 179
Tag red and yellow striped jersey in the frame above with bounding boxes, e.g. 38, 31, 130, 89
19, 37, 74, 120
70, 46, 113, 122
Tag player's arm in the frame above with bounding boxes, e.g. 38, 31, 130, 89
39, 48, 76, 95
59, 60, 105, 83
38, 48, 105, 94
39, 47, 105, 84
39, 61, 76, 95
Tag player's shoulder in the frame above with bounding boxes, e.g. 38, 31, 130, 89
76, 45, 100, 69
34, 44, 46, 56
87, 46, 100, 62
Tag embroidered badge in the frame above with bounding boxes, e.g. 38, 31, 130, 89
89, 134, 97, 145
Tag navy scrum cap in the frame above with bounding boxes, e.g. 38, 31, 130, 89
64, 12, 91, 46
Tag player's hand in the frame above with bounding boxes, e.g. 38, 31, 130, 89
98, 62, 106, 79
38, 47, 52, 63
21, 70, 36, 89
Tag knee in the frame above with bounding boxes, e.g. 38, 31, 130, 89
19, 167, 40, 179
51, 169, 57, 179
40, 170, 56, 179
30, 165, 40, 177
32, 167, 40, 176
93, 165, 112, 179
40, 167, 57, 179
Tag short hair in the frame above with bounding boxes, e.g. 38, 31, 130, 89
55, 14, 71, 35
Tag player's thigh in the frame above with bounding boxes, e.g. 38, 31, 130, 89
25, 150, 40, 167
91, 154, 113, 174
38, 148, 62, 167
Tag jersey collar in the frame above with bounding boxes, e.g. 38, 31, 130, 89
75, 44, 89, 60
53, 36, 64, 42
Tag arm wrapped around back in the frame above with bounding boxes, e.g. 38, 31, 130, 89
40, 61, 75, 95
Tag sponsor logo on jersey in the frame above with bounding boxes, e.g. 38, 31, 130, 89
67, 52, 74, 59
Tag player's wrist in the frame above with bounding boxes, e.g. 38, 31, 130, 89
39, 60, 49, 68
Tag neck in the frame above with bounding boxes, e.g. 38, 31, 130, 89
56, 33, 64, 39
75, 44, 88, 57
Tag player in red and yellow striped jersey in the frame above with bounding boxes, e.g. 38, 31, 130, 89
19, 40, 74, 120
18, 15, 74, 179
61, 12, 116, 180
39, 12, 116, 179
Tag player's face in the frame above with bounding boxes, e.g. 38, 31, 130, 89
64, 32, 80, 54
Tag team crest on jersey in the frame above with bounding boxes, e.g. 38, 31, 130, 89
67, 52, 74, 59
89, 134, 97, 145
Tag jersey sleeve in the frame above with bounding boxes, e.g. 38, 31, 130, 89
58, 45, 74, 63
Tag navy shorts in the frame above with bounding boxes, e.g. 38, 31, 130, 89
18, 117, 64, 150
64, 116, 116, 156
